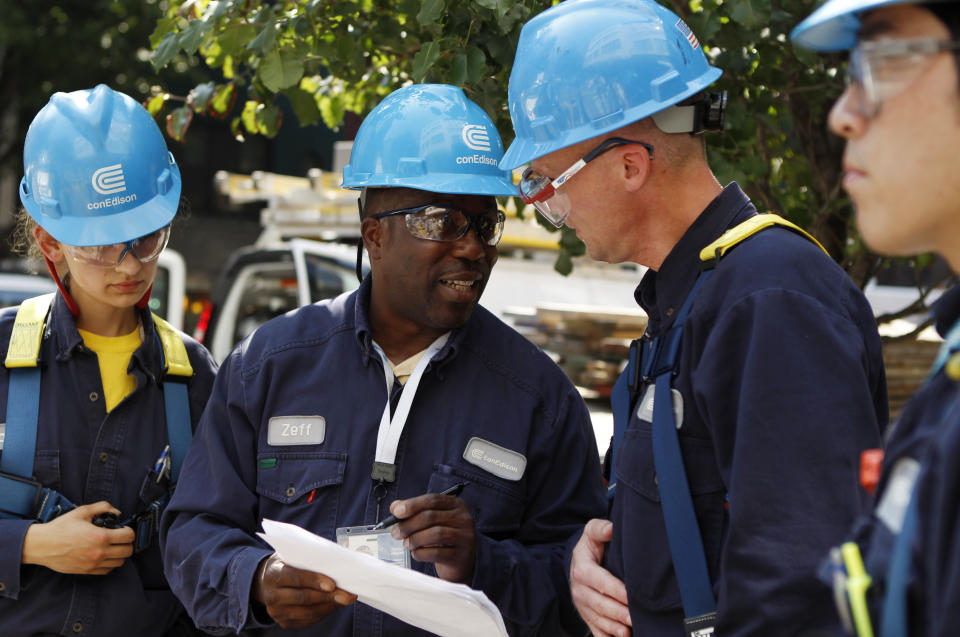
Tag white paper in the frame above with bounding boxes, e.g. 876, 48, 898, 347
257, 519, 508, 637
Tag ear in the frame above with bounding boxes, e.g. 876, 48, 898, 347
360, 217, 383, 262
33, 226, 66, 264
619, 146, 653, 192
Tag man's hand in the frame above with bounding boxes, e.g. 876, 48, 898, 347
252, 553, 357, 629
21, 501, 135, 575
570, 518, 632, 637
388, 491, 476, 584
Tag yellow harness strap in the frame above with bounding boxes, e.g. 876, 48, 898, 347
3, 295, 192, 380
5, 293, 55, 369
152, 313, 193, 378
699, 213, 828, 266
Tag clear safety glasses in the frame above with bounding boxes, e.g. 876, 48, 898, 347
847, 37, 960, 118
518, 137, 654, 228
63, 225, 171, 268
373, 204, 506, 246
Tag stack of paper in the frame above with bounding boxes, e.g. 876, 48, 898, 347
258, 519, 508, 637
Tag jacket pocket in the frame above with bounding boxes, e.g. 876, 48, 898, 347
429, 463, 525, 539
256, 451, 347, 535
611, 427, 725, 611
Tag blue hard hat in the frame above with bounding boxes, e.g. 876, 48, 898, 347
791, 0, 950, 50
341, 84, 515, 196
500, 0, 723, 170
19, 84, 181, 247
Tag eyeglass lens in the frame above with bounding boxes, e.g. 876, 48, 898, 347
68, 226, 170, 267
404, 206, 504, 245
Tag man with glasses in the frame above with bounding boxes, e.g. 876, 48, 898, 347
792, 1, 960, 634
160, 84, 606, 636
500, 1, 888, 635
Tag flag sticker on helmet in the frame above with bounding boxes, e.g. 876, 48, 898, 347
675, 18, 700, 49
92, 164, 126, 195
462, 124, 492, 152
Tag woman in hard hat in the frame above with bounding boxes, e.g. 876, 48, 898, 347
792, 2, 960, 635
0, 84, 216, 637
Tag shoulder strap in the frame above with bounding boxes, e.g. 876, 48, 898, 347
699, 212, 827, 267
0, 293, 76, 522
152, 313, 193, 484
2, 293, 54, 477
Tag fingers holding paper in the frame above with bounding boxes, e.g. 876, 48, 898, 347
252, 553, 357, 629
389, 492, 477, 585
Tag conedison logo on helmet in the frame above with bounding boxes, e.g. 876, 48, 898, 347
88, 163, 136, 210
457, 125, 498, 167
461, 124, 492, 152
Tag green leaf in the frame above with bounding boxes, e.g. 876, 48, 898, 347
188, 81, 216, 113
165, 106, 194, 142
417, 0, 445, 26
465, 46, 486, 84
554, 250, 573, 276
473, 0, 511, 19
257, 103, 283, 138
247, 20, 277, 54
317, 93, 346, 130
230, 116, 245, 142
259, 49, 305, 92
149, 16, 179, 48
209, 83, 237, 118
729, 0, 760, 29
241, 100, 261, 134
145, 94, 167, 117
218, 24, 257, 56
412, 41, 441, 81
285, 86, 322, 127
449, 53, 468, 86
152, 31, 182, 69
179, 18, 212, 54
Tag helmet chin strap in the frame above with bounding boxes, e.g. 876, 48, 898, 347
43, 257, 153, 320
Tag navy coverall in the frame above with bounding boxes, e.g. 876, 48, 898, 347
604, 183, 888, 635
841, 285, 960, 635
160, 278, 607, 636
0, 293, 217, 637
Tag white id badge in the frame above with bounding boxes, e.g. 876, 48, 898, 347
336, 525, 411, 568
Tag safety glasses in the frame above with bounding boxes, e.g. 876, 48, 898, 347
518, 137, 654, 228
847, 37, 960, 118
63, 225, 171, 268
373, 204, 506, 246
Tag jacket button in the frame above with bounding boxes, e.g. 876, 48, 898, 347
99, 452, 109, 463
285, 486, 296, 498
72, 621, 83, 632
88, 392, 98, 402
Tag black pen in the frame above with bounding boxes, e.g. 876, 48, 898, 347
372, 481, 468, 530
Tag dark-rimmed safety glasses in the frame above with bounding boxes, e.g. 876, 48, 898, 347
63, 225, 171, 268
373, 204, 506, 246
518, 137, 655, 228
847, 37, 960, 118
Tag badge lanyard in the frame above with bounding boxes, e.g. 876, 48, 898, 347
370, 332, 450, 484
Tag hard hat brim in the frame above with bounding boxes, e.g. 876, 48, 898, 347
20, 167, 181, 247
791, 0, 941, 51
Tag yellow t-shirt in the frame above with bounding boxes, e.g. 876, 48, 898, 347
78, 327, 141, 412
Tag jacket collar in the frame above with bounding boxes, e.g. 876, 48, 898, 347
636, 182, 756, 333
46, 291, 163, 380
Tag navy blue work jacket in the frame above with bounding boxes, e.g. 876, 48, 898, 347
0, 292, 217, 637
160, 277, 607, 637
604, 183, 888, 636
844, 284, 960, 635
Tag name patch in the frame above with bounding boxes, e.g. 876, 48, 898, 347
267, 416, 326, 446
463, 437, 526, 481
876, 457, 921, 534
635, 385, 684, 429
